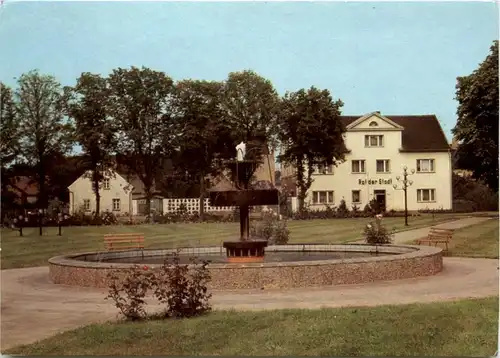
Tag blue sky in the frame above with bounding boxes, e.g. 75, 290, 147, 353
0, 1, 498, 141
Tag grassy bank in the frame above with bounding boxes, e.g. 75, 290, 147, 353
8, 297, 498, 356
406, 218, 499, 258
448, 218, 499, 258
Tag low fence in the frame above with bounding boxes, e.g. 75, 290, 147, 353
163, 198, 234, 215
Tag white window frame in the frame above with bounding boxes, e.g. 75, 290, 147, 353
312, 191, 334, 204
417, 189, 436, 203
416, 159, 435, 173
369, 121, 378, 127
376, 159, 391, 173
364, 135, 384, 147
112, 198, 121, 211
103, 178, 110, 190
83, 199, 91, 212
352, 190, 361, 204
313, 164, 334, 175
351, 160, 366, 174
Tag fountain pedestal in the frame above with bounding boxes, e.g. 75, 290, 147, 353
208, 154, 279, 263
223, 240, 268, 263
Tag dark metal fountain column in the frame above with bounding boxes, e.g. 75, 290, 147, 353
207, 141, 279, 263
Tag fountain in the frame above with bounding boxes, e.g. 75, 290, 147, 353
48, 138, 444, 290
208, 139, 279, 263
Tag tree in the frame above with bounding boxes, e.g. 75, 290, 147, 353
0, 82, 20, 167
15, 70, 74, 208
173, 79, 234, 218
66, 73, 116, 217
220, 70, 281, 160
278, 86, 348, 213
107, 67, 175, 218
0, 82, 21, 216
452, 40, 499, 192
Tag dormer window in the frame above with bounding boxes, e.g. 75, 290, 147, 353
369, 121, 378, 127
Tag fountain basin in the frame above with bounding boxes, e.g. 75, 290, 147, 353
48, 244, 443, 290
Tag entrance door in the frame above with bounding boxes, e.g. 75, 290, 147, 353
374, 190, 386, 213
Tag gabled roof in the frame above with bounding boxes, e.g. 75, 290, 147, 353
345, 112, 404, 130
68, 169, 131, 190
341, 114, 450, 152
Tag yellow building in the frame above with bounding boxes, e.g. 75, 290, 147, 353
281, 112, 453, 211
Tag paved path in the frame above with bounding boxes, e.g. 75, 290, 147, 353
1, 216, 498, 351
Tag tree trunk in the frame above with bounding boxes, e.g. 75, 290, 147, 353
92, 170, 100, 219
296, 160, 306, 213
38, 163, 47, 210
199, 174, 205, 221
295, 158, 314, 214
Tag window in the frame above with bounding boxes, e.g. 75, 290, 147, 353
103, 178, 110, 190
313, 164, 334, 174
83, 199, 91, 211
364, 135, 384, 147
369, 121, 378, 127
352, 190, 361, 203
376, 159, 390, 173
112, 198, 121, 211
351, 160, 366, 173
416, 159, 435, 173
417, 189, 436, 202
312, 191, 334, 204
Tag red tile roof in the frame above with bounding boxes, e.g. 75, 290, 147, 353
341, 115, 451, 152
9, 176, 39, 196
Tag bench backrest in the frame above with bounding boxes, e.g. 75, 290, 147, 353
104, 233, 145, 250
428, 227, 454, 240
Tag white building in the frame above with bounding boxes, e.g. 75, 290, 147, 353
68, 170, 134, 215
282, 112, 453, 211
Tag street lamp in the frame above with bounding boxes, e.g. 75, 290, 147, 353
12, 214, 28, 237
393, 165, 415, 226
38, 208, 45, 236
57, 212, 69, 236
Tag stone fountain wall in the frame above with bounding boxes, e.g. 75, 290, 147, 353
48, 244, 443, 290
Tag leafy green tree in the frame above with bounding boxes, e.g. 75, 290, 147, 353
453, 41, 499, 192
278, 86, 348, 212
173, 79, 234, 218
0, 82, 20, 167
0, 82, 21, 215
15, 70, 74, 208
220, 70, 280, 160
66, 73, 116, 217
107, 67, 175, 218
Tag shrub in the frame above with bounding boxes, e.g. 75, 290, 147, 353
106, 253, 212, 321
336, 199, 349, 218
351, 204, 360, 217
250, 211, 290, 244
154, 254, 212, 319
106, 265, 154, 321
363, 215, 393, 245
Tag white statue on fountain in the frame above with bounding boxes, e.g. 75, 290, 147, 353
236, 141, 246, 161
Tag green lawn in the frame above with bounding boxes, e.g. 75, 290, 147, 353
448, 219, 499, 259
406, 218, 499, 258
1, 214, 464, 269
7, 297, 498, 356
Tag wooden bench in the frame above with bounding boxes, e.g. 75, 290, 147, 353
415, 227, 454, 251
104, 233, 145, 251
